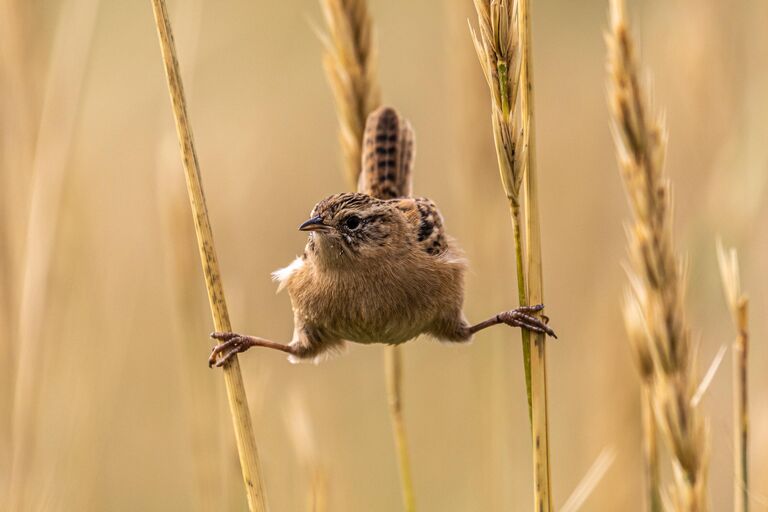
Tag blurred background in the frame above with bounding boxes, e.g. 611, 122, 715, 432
1, 0, 766, 510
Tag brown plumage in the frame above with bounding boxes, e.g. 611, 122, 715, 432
209, 107, 554, 366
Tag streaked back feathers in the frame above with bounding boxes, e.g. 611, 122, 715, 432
305, 192, 450, 261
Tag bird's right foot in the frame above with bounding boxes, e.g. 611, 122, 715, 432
208, 332, 256, 368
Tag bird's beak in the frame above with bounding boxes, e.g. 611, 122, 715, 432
299, 216, 328, 232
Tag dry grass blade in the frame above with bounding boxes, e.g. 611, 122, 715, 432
608, 1, 709, 510
149, 1, 267, 510
7, 0, 100, 507
716, 240, 749, 512
691, 344, 727, 408
318, 0, 381, 186
559, 448, 617, 512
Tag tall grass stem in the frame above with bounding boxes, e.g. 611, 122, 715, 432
519, 1, 554, 509
608, 1, 709, 509
470, 0, 553, 507
149, 1, 268, 509
385, 347, 416, 512
716, 241, 749, 512
7, 0, 99, 507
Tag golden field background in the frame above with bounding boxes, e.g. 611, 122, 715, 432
1, 0, 767, 510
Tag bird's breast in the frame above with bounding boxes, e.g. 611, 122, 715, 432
290, 257, 459, 345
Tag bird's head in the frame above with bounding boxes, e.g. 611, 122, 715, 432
300, 192, 409, 267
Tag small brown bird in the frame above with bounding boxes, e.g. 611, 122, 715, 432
209, 107, 555, 367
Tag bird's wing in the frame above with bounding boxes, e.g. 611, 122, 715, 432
391, 197, 448, 256
358, 106, 414, 199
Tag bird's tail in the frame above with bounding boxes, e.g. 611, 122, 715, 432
357, 106, 414, 199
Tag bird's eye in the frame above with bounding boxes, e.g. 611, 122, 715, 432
344, 215, 361, 230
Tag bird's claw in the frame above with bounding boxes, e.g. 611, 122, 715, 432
500, 304, 557, 339
208, 332, 253, 368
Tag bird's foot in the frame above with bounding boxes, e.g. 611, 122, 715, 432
499, 304, 557, 339
209, 332, 256, 368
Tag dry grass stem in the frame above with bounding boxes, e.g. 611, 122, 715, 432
159, 159, 231, 511
318, 0, 381, 186
559, 448, 617, 512
0, 0, 34, 361
0, 0, 35, 492
518, 1, 554, 510
471, 0, 553, 509
154, 3, 233, 506
608, 1, 709, 509
716, 240, 749, 512
385, 347, 416, 512
7, 0, 100, 507
149, 1, 268, 509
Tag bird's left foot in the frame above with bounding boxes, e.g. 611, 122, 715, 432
499, 304, 557, 339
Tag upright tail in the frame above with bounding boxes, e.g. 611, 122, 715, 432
358, 106, 415, 199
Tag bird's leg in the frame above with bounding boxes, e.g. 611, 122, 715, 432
468, 304, 557, 338
208, 332, 299, 368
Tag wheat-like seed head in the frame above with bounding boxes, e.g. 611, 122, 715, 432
469, 0, 527, 209
608, 0, 708, 509
623, 289, 654, 381
318, 0, 381, 189
716, 240, 747, 326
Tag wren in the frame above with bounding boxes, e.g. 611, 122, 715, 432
209, 107, 555, 367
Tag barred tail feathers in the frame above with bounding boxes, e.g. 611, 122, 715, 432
358, 106, 414, 199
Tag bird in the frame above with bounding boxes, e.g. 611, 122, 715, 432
209, 106, 555, 367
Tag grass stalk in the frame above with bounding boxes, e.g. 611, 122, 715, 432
640, 382, 662, 512
153, 2, 230, 509
6, 0, 100, 507
469, 0, 530, 414
318, 2, 415, 510
0, 0, 35, 493
511, 208, 532, 414
308, 467, 329, 512
608, 1, 709, 509
471, 1, 553, 508
149, 1, 267, 510
716, 241, 749, 512
385, 347, 416, 512
518, 1, 554, 509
